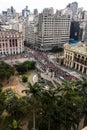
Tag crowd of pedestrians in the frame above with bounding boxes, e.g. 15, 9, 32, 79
1, 47, 77, 81
32, 50, 77, 81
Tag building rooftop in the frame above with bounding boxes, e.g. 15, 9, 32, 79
64, 42, 87, 56
0, 26, 22, 33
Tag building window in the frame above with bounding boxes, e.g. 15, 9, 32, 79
15, 39, 17, 46
9, 39, 12, 47
78, 55, 80, 58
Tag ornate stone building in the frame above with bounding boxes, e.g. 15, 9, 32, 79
64, 42, 87, 75
0, 27, 24, 55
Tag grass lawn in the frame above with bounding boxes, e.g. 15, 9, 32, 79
23, 70, 35, 77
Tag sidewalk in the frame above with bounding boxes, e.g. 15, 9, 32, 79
40, 72, 61, 88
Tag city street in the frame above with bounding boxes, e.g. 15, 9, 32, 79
29, 48, 79, 81
3, 47, 83, 84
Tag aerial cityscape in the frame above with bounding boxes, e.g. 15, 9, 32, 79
0, 1, 87, 130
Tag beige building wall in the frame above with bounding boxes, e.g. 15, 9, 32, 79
64, 43, 87, 75
0, 27, 24, 55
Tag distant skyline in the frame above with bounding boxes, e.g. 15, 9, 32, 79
0, 0, 87, 13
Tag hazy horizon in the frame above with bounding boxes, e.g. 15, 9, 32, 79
0, 0, 87, 13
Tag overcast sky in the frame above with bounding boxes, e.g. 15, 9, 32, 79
0, 0, 87, 13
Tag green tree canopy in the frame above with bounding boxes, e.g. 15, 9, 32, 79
16, 61, 36, 74
0, 61, 14, 81
22, 76, 28, 83
51, 46, 64, 53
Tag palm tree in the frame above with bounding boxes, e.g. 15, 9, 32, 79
4, 90, 28, 120
0, 84, 6, 115
57, 80, 82, 130
0, 86, 7, 127
76, 77, 87, 128
40, 88, 60, 130
22, 82, 42, 130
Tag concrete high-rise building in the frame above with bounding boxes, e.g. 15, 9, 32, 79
25, 14, 38, 46
2, 11, 7, 23
82, 11, 87, 21
22, 6, 30, 17
79, 21, 87, 42
77, 8, 83, 20
37, 10, 71, 51
10, 6, 16, 16
83, 22, 87, 41
34, 9, 38, 15
27, 21, 35, 44
61, 8, 72, 19
7, 8, 12, 17
2, 11, 7, 17
0, 14, 27, 41
70, 21, 80, 40
55, 10, 61, 16
67, 2, 78, 18
43, 7, 54, 15
2, 6, 16, 23
22, 9, 25, 17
